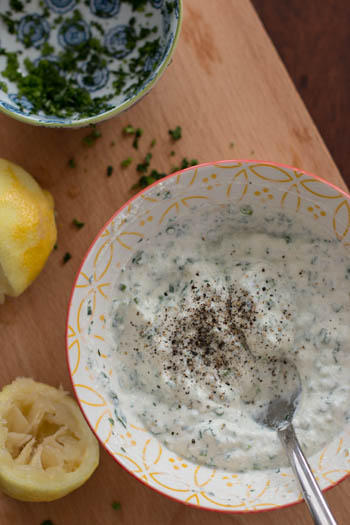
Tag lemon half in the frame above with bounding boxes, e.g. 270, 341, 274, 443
0, 378, 99, 502
0, 159, 57, 301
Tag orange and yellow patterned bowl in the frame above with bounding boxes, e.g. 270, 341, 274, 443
66, 160, 350, 513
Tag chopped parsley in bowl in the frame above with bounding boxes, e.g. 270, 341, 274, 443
0, 0, 182, 127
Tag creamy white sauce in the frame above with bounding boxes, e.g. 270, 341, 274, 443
109, 205, 350, 471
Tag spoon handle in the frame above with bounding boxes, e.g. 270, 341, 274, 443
278, 424, 338, 525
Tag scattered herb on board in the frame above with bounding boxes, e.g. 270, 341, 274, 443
229, 141, 235, 148
181, 157, 198, 169
112, 501, 121, 511
63, 252, 72, 264
53, 243, 58, 250
170, 158, 198, 174
136, 168, 166, 189
121, 157, 133, 168
107, 165, 114, 177
68, 158, 76, 168
168, 125, 182, 141
150, 138, 156, 148
170, 150, 175, 156
83, 126, 102, 147
123, 125, 135, 135
119, 284, 127, 291
108, 417, 114, 425
132, 128, 143, 149
41, 520, 54, 525
72, 218, 85, 229
136, 152, 152, 173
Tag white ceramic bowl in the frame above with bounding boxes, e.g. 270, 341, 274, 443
66, 160, 350, 513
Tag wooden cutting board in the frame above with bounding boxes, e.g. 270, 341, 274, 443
0, 1, 348, 523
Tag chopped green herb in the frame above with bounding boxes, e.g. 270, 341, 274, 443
0, 5, 165, 120
108, 417, 114, 425
170, 150, 175, 156
132, 128, 143, 149
169, 125, 182, 141
121, 157, 133, 168
1, 51, 112, 118
180, 157, 198, 169
135, 168, 167, 189
68, 158, 76, 168
10, 0, 24, 11
0, 81, 8, 93
83, 126, 102, 146
1, 52, 21, 82
229, 141, 235, 148
41, 520, 54, 525
125, 0, 147, 11
53, 243, 58, 250
91, 20, 104, 35
110, 140, 116, 147
107, 165, 114, 177
137, 152, 152, 173
119, 283, 127, 291
150, 138, 156, 148
112, 501, 121, 511
41, 42, 55, 56
73, 218, 85, 229
240, 205, 253, 216
0, 14, 17, 34
166, 1, 176, 13
123, 124, 135, 135
63, 252, 72, 264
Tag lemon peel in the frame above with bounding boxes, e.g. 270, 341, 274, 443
0, 159, 57, 301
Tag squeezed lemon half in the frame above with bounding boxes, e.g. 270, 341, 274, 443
0, 159, 57, 302
0, 378, 99, 502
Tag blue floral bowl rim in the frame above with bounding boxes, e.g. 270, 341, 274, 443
0, 0, 183, 129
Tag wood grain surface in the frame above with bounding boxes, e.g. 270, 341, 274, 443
253, 0, 350, 187
0, 0, 348, 523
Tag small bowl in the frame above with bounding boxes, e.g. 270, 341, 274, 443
66, 160, 350, 513
0, 0, 182, 127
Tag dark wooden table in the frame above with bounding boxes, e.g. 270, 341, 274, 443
252, 0, 350, 188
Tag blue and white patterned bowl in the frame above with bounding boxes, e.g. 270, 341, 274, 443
0, 0, 182, 127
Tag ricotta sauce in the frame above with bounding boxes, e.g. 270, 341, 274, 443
109, 206, 350, 471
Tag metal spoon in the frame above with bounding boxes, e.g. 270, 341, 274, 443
254, 359, 338, 525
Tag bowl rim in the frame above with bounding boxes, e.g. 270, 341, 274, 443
0, 0, 183, 128
66, 158, 350, 514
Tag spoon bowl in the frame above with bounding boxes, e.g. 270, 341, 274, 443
253, 358, 301, 430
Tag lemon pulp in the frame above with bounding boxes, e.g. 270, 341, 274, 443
0, 378, 99, 501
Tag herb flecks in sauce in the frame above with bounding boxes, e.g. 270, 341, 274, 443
109, 206, 350, 472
